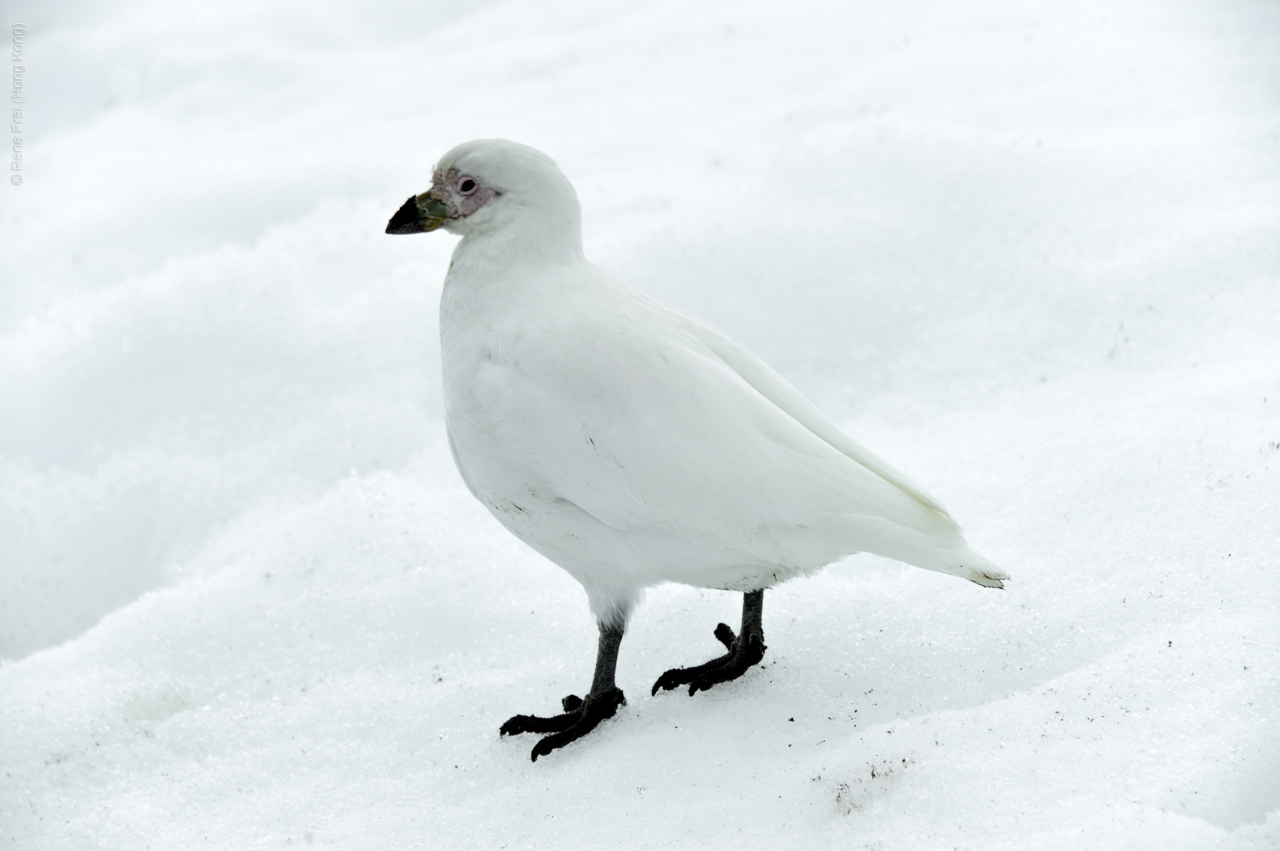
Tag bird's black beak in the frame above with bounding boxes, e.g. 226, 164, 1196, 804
385, 191, 455, 234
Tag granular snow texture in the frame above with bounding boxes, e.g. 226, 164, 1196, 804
1, 0, 1277, 849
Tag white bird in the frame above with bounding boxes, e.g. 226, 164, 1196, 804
387, 139, 1007, 761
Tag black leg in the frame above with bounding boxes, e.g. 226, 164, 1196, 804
651, 590, 767, 696
500, 621, 627, 761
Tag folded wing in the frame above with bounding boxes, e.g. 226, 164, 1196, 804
500, 272, 1005, 587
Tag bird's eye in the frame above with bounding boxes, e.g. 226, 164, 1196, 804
458, 177, 478, 195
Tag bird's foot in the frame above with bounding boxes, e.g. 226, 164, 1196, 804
499, 687, 626, 761
651, 621, 766, 696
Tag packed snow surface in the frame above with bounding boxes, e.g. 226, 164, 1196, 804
1, 0, 1278, 848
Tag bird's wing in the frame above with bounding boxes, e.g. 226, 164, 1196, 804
491, 270, 968, 572
680, 310, 956, 518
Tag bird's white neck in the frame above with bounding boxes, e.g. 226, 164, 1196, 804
448, 206, 586, 285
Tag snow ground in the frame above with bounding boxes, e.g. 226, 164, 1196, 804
1, 0, 1278, 848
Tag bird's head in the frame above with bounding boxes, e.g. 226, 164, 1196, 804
386, 139, 582, 255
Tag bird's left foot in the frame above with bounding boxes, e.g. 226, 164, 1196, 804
651, 621, 766, 696
500, 688, 626, 761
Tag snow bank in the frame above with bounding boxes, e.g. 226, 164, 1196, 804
2, 0, 1277, 848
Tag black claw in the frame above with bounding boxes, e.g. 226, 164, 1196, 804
688, 634, 767, 694
529, 688, 625, 762
500, 710, 578, 737
655, 625, 767, 698
713, 622, 737, 651
655, 590, 767, 699
651, 650, 731, 695
501, 688, 626, 761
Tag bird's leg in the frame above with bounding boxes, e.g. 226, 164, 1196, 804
499, 621, 627, 761
651, 590, 767, 696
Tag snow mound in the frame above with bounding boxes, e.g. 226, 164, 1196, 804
2, 0, 1277, 848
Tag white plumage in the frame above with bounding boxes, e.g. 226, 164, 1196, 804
388, 138, 1006, 757
422, 140, 1006, 624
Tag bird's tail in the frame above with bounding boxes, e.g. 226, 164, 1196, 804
951, 546, 1009, 589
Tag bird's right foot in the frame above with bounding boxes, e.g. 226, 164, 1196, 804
651, 621, 766, 696
500, 688, 626, 761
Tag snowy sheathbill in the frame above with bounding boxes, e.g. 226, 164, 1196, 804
386, 139, 1008, 761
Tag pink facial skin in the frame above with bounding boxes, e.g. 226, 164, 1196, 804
434, 167, 500, 218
